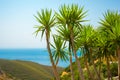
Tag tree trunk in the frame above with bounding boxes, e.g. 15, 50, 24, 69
98, 58, 102, 79
55, 57, 59, 65
74, 52, 85, 80
70, 55, 75, 80
69, 27, 85, 80
106, 57, 112, 80
90, 48, 101, 80
69, 42, 75, 80
117, 46, 120, 80
98, 58, 101, 74
84, 55, 94, 80
46, 31, 60, 80
92, 60, 101, 80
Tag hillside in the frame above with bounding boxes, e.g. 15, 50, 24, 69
0, 59, 63, 80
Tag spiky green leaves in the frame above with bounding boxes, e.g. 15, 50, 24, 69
57, 25, 79, 42
50, 36, 68, 65
96, 11, 120, 60
109, 23, 120, 46
56, 4, 87, 27
34, 9, 56, 39
77, 25, 96, 47
57, 25, 70, 41
100, 10, 120, 30
100, 10, 120, 47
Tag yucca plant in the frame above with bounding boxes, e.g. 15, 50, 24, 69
96, 28, 115, 80
108, 23, 120, 80
57, 25, 79, 80
34, 9, 60, 80
100, 10, 120, 80
50, 35, 69, 66
77, 25, 100, 80
56, 4, 87, 80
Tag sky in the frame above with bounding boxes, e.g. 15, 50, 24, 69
0, 0, 120, 49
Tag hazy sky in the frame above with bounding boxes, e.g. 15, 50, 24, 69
0, 0, 120, 48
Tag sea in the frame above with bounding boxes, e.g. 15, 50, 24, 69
0, 48, 79, 67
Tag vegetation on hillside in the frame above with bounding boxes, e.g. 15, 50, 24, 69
61, 57, 118, 80
0, 59, 63, 80
34, 4, 120, 80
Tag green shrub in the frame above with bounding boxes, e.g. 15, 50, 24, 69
102, 62, 118, 78
110, 63, 118, 77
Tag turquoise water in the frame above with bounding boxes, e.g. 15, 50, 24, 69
0, 48, 71, 67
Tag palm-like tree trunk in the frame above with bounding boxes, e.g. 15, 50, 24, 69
69, 42, 75, 80
74, 51, 85, 80
90, 48, 101, 80
84, 55, 94, 80
98, 58, 102, 79
55, 57, 59, 66
92, 60, 101, 80
70, 55, 74, 80
70, 27, 85, 80
106, 57, 112, 80
117, 46, 120, 80
45, 30, 60, 80
98, 58, 101, 74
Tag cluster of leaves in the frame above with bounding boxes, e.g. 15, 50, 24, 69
34, 4, 120, 80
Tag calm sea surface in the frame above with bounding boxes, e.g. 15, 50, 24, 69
0, 48, 72, 67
